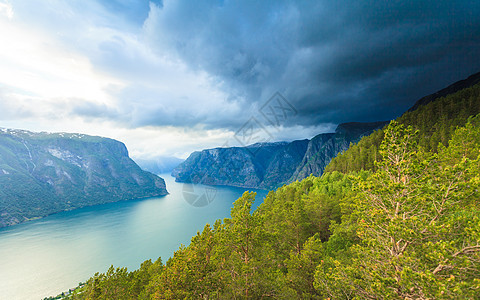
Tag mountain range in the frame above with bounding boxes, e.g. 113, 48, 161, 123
3, 71, 479, 228
172, 121, 387, 189
172, 71, 480, 190
0, 130, 167, 227
58, 69, 480, 300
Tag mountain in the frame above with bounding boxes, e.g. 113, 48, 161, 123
173, 73, 480, 190
172, 140, 308, 189
60, 70, 480, 300
408, 71, 480, 112
326, 73, 480, 173
290, 121, 388, 181
0, 129, 168, 227
71, 115, 480, 300
172, 121, 386, 189
134, 156, 184, 174
67, 72, 480, 300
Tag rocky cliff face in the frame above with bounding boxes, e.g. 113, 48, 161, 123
290, 121, 388, 181
172, 141, 309, 189
0, 128, 168, 227
172, 122, 387, 189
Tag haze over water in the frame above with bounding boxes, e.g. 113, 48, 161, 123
0, 174, 267, 300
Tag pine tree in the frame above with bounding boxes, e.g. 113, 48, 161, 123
315, 120, 480, 299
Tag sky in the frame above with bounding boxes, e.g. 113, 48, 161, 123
0, 0, 479, 159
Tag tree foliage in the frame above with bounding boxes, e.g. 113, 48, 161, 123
65, 112, 480, 299
316, 120, 480, 299
326, 83, 480, 173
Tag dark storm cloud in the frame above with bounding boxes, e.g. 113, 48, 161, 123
147, 0, 480, 127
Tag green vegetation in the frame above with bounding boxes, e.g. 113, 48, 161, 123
44, 283, 86, 300
325, 83, 480, 173
60, 84, 480, 299
316, 120, 480, 299
0, 130, 167, 227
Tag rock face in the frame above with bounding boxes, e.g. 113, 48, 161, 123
0, 128, 168, 227
172, 121, 387, 189
290, 121, 388, 181
172, 141, 309, 189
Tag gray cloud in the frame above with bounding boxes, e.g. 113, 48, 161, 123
8, 0, 478, 145
144, 0, 480, 127
0, 88, 35, 120
70, 100, 121, 120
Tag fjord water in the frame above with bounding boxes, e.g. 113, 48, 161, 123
0, 174, 268, 300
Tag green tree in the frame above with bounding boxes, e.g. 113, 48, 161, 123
213, 192, 278, 298
283, 235, 324, 299
316, 120, 480, 299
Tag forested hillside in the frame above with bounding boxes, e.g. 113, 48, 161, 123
325, 80, 480, 173
56, 111, 480, 298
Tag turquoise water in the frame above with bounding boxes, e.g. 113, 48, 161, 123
0, 174, 268, 300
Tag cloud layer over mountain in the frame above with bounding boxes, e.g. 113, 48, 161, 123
0, 0, 479, 157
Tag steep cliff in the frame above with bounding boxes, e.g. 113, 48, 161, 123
172, 141, 309, 189
172, 122, 387, 189
290, 121, 388, 181
0, 129, 168, 227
